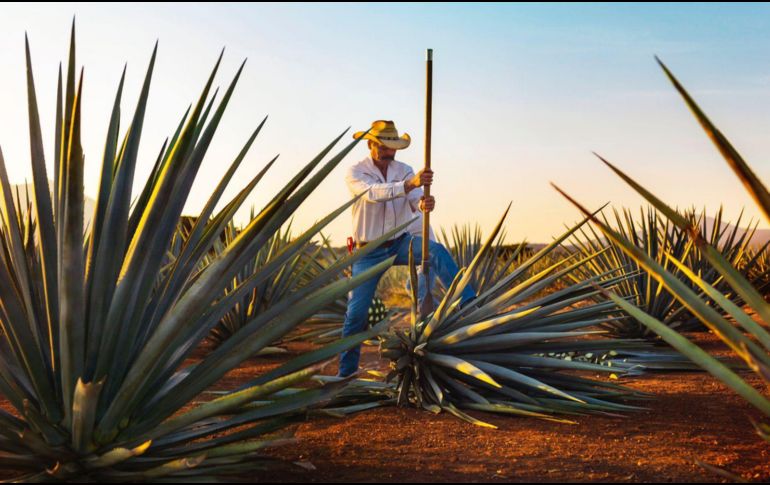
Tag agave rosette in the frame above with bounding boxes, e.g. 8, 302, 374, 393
745, 243, 770, 297
207, 217, 304, 348
564, 204, 759, 338
379, 205, 648, 428
0, 24, 411, 481
564, 207, 690, 338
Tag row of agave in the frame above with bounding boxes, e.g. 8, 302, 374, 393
203, 172, 769, 352
554, 56, 770, 473
197, 190, 739, 429
205, 206, 767, 353
0, 24, 417, 481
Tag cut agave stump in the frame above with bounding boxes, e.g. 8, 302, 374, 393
0, 23, 407, 481
380, 205, 649, 428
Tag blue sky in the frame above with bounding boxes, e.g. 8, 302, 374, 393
1, 3, 769, 244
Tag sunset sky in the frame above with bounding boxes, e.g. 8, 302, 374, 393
1, 3, 769, 245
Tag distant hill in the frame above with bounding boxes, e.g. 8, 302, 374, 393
703, 217, 770, 248
751, 229, 770, 247
552, 215, 770, 251
662, 215, 770, 248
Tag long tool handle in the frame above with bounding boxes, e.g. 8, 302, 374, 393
420, 48, 434, 318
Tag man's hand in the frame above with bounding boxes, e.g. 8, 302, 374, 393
419, 195, 435, 213
405, 168, 433, 193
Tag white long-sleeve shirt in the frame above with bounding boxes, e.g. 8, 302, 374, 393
345, 156, 436, 244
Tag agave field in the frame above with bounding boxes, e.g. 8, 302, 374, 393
2, 21, 770, 483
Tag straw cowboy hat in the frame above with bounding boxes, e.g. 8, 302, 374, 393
353, 120, 411, 150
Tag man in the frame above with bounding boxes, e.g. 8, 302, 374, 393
338, 120, 477, 377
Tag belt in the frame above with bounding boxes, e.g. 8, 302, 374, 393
356, 233, 406, 249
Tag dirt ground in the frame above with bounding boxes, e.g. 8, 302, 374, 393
2, 332, 770, 482
262, 332, 770, 483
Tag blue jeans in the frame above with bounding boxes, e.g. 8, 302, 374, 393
338, 233, 476, 377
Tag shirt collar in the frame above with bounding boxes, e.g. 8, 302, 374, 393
365, 157, 397, 182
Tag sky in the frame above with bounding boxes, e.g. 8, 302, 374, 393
1, 3, 769, 245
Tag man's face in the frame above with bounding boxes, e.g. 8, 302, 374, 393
371, 142, 396, 162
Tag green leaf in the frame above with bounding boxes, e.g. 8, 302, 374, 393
605, 289, 770, 416
423, 353, 502, 389
657, 57, 770, 223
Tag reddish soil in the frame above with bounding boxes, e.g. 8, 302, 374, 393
263, 332, 770, 483
3, 332, 770, 482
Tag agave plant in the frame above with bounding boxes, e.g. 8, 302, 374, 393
745, 243, 770, 297
437, 223, 527, 295
0, 25, 411, 481
564, 205, 758, 339
212, 229, 392, 347
563, 207, 689, 339
554, 58, 770, 457
407, 223, 533, 314
678, 207, 760, 327
206, 217, 298, 347
378, 205, 651, 428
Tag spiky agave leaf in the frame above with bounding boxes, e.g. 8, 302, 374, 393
437, 223, 529, 296
206, 216, 298, 347
379, 206, 649, 428
554, 183, 770, 420
745, 242, 770, 297
0, 26, 403, 481
553, 57, 770, 443
677, 206, 761, 328
563, 205, 759, 339
279, 233, 349, 343
203, 223, 395, 347
307, 374, 399, 417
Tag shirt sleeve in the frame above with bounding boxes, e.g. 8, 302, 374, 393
346, 165, 408, 202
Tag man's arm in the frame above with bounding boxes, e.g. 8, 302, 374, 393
346, 165, 409, 203
406, 168, 423, 212
405, 169, 436, 213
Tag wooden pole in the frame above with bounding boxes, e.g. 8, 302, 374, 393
419, 48, 434, 319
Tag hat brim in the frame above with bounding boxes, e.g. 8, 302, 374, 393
353, 131, 411, 150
